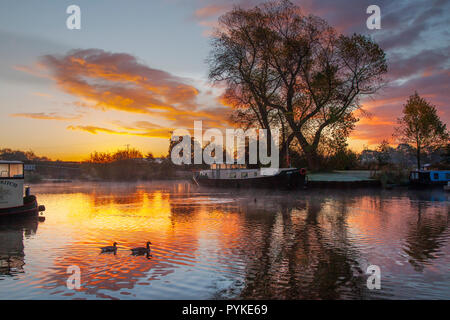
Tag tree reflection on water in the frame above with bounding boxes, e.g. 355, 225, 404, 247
0, 183, 448, 299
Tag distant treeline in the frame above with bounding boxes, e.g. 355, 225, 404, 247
0, 148, 50, 162
0, 143, 448, 182
83, 149, 177, 181
0, 148, 180, 182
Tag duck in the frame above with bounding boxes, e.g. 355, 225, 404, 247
101, 242, 118, 253
131, 241, 152, 256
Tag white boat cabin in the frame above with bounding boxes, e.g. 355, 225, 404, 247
199, 164, 292, 180
0, 161, 25, 209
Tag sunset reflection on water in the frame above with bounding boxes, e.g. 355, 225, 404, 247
0, 182, 448, 299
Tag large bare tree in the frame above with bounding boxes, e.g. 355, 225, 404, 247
208, 0, 387, 169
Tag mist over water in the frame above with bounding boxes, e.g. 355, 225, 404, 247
0, 182, 448, 300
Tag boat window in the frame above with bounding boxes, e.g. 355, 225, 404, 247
242, 172, 248, 178
254, 172, 257, 177
230, 173, 236, 178
446, 173, 450, 180
9, 164, 24, 178
0, 163, 24, 178
433, 173, 439, 180
0, 164, 8, 177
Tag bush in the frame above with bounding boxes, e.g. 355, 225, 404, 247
371, 166, 410, 187
25, 172, 42, 183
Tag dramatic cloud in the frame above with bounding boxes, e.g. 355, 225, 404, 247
194, 4, 230, 19
37, 49, 231, 131
68, 120, 173, 139
11, 112, 81, 121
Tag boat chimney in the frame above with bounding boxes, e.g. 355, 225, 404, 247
25, 186, 31, 197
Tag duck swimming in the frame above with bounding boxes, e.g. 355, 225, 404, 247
101, 242, 117, 253
131, 242, 152, 256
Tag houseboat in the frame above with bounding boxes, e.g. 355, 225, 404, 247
194, 164, 307, 189
0, 161, 45, 218
409, 169, 450, 187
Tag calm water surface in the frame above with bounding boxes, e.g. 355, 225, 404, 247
0, 181, 448, 299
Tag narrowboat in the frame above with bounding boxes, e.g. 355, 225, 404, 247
0, 161, 45, 218
444, 182, 450, 192
194, 164, 307, 189
409, 169, 450, 187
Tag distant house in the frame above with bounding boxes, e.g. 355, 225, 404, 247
131, 157, 164, 164
359, 150, 377, 165
24, 164, 36, 171
130, 158, 148, 163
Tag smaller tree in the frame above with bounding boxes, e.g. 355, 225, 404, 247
146, 152, 155, 163
375, 140, 392, 167
394, 92, 449, 170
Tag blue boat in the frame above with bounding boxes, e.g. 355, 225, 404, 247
409, 170, 450, 187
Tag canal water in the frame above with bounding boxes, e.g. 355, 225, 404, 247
0, 182, 448, 299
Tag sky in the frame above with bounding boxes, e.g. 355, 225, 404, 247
0, 0, 449, 161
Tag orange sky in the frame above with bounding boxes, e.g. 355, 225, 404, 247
0, 0, 448, 161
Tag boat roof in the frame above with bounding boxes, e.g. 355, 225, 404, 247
0, 160, 23, 164
411, 169, 450, 173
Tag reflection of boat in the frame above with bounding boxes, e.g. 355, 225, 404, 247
0, 161, 45, 217
409, 169, 450, 187
195, 164, 306, 189
0, 216, 38, 275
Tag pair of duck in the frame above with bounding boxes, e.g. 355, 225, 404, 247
101, 241, 152, 256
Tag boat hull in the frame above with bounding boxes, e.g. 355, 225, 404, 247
0, 195, 40, 218
197, 169, 305, 189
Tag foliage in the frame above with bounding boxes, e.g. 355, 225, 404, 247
375, 140, 392, 166
0, 148, 50, 162
208, 0, 387, 169
83, 148, 176, 181
87, 148, 143, 163
371, 166, 410, 187
394, 92, 449, 169
24, 172, 43, 183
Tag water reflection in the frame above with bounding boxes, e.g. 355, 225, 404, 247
403, 201, 449, 272
0, 182, 448, 299
0, 217, 38, 276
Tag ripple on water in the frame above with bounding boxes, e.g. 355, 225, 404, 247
0, 183, 448, 299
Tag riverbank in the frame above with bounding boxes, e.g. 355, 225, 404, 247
307, 170, 381, 188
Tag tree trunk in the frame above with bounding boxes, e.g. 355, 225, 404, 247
293, 132, 321, 171
305, 150, 320, 171
279, 143, 289, 168
416, 145, 421, 170
279, 134, 294, 168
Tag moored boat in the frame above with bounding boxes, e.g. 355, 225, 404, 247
194, 164, 307, 189
444, 182, 450, 192
409, 169, 450, 188
0, 161, 45, 218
